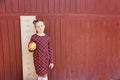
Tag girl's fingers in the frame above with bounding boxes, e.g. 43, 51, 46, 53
49, 63, 54, 69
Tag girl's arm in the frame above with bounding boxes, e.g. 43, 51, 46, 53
28, 35, 35, 51
48, 38, 54, 64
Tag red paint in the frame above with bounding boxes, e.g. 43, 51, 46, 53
0, 0, 120, 80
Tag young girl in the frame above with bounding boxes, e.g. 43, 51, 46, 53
28, 19, 54, 80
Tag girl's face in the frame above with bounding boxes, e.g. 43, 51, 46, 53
35, 21, 45, 33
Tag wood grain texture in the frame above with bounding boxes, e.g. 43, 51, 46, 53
0, 0, 120, 80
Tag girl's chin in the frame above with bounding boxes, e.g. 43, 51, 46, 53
38, 31, 44, 33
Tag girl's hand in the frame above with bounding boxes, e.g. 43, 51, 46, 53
49, 63, 54, 69
28, 42, 36, 51
28, 47, 35, 51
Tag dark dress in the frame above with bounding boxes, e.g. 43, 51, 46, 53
29, 34, 54, 76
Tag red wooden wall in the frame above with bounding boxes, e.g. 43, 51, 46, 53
0, 0, 120, 80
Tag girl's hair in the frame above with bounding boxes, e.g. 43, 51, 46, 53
33, 18, 44, 25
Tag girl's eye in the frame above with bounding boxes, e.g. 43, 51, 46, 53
36, 25, 44, 28
41, 25, 44, 27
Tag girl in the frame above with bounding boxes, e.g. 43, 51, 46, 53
28, 19, 54, 80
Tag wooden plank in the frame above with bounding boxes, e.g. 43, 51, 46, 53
14, 19, 23, 80
94, 20, 107, 80
71, 0, 76, 13
12, 0, 19, 12
43, 0, 49, 13
48, 0, 54, 13
59, 0, 65, 13
76, 19, 82, 79
44, 18, 50, 34
65, 0, 70, 13
104, 20, 111, 79
36, 0, 42, 13
71, 18, 80, 80
0, 0, 120, 15
49, 18, 55, 80
0, 19, 5, 80
60, 18, 66, 80
87, 19, 97, 80
1, 19, 11, 80
18, 0, 25, 12
54, 0, 59, 13
65, 18, 72, 80
108, 21, 119, 79
79, 19, 88, 80
54, 18, 61, 80
30, 0, 37, 12
117, 21, 120, 78
0, 0, 5, 12
7, 20, 18, 80
24, 0, 31, 12
5, 0, 12, 12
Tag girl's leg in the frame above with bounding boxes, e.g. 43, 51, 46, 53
38, 77, 43, 80
43, 76, 48, 80
38, 76, 48, 80
38, 74, 48, 80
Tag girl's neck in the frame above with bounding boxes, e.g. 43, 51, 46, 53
37, 32, 46, 36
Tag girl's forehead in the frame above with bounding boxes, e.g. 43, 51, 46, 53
35, 21, 44, 25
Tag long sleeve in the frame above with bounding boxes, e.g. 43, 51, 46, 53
29, 34, 36, 43
28, 35, 33, 45
30, 35, 34, 42
48, 38, 54, 64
